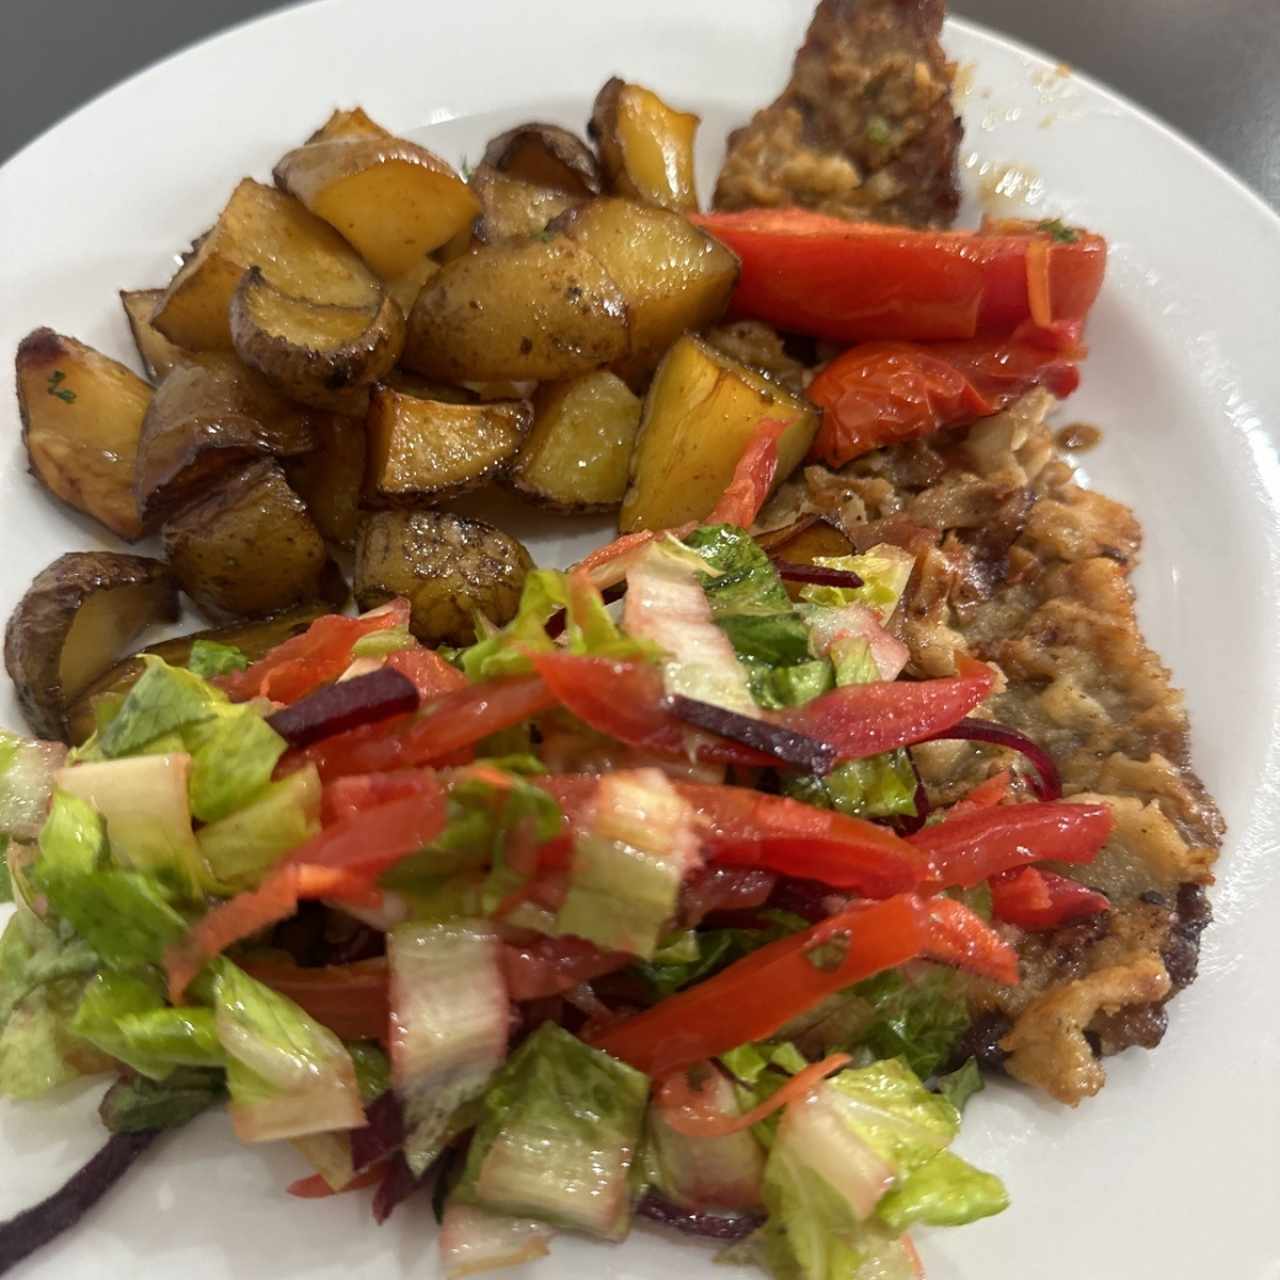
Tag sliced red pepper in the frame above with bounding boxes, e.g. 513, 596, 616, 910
692, 208, 1107, 344
990, 866, 1110, 930
287, 1163, 386, 1199
217, 601, 411, 705
911, 800, 1113, 888
385, 647, 469, 701
300, 676, 556, 781
321, 769, 439, 825
589, 892, 1011, 1075
784, 657, 994, 761
239, 955, 390, 1042
922, 894, 1019, 983
807, 325, 1082, 467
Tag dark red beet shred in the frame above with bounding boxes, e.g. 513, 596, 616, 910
922, 717, 1062, 800
350, 1091, 406, 1175
770, 558, 864, 588
637, 1189, 764, 1241
0, 1130, 158, 1275
266, 667, 419, 749
668, 695, 837, 775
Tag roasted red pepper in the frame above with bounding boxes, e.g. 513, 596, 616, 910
990, 865, 1110, 930
692, 208, 1107, 344
239, 956, 390, 1042
911, 800, 1113, 888
807, 325, 1082, 467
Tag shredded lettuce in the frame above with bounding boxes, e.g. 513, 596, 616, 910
458, 1021, 648, 1240
785, 754, 918, 822
99, 1066, 226, 1133
721, 1041, 809, 1087
0, 836, 9, 905
348, 1040, 391, 1102
0, 731, 66, 841
876, 1149, 1009, 1231
797, 546, 915, 623
96, 657, 223, 759
187, 639, 249, 679
935, 1057, 984, 1113
853, 968, 971, 1081
350, 627, 416, 659
183, 706, 286, 825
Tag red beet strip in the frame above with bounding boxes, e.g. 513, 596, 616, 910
267, 667, 420, 750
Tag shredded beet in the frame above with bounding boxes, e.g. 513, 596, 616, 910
922, 718, 1062, 800
668, 695, 837, 775
770, 558, 863, 588
372, 1151, 427, 1225
266, 667, 419, 749
0, 1130, 158, 1275
350, 1091, 405, 1175
637, 1190, 764, 1241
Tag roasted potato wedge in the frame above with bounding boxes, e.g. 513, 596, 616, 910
285, 414, 367, 548
135, 353, 318, 526
469, 164, 584, 246
590, 78, 700, 211
385, 254, 440, 317
481, 123, 601, 196
364, 386, 530, 505
404, 235, 628, 382
355, 510, 533, 645
4, 552, 179, 741
275, 126, 480, 280
66, 604, 328, 746
619, 335, 819, 532
162, 459, 345, 621
16, 328, 153, 541
305, 107, 392, 144
152, 179, 382, 351
230, 267, 405, 411
552, 198, 738, 385
120, 289, 196, 383
510, 371, 641, 511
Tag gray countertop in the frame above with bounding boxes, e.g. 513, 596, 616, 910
3, 0, 1277, 208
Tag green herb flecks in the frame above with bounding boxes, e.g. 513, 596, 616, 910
46, 370, 76, 403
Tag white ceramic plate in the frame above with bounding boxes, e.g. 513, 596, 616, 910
3, 3, 1279, 1277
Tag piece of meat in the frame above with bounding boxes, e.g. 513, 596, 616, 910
714, 0, 963, 228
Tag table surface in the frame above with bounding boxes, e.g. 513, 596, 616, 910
3, 0, 1278, 209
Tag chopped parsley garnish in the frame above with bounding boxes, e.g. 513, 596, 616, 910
46, 370, 76, 403
1037, 218, 1078, 244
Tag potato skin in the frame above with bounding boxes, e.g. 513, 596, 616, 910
120, 289, 192, 383
403, 236, 628, 382
4, 551, 178, 741
285, 414, 367, 547
162, 459, 346, 621
481, 123, 601, 196
355, 510, 533, 646
134, 353, 317, 526
17, 327, 153, 540
469, 164, 583, 247
590, 78, 700, 212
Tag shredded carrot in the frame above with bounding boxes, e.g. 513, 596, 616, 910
287, 1162, 386, 1199
659, 1053, 852, 1138
1026, 238, 1054, 328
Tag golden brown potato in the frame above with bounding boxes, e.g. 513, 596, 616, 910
230, 267, 405, 411
481, 123, 601, 196
66, 604, 329, 746
364, 386, 530, 505
510, 371, 641, 511
590, 78, 700, 211
4, 552, 179, 741
135, 353, 318, 526
274, 127, 480, 280
305, 107, 392, 144
355, 510, 533, 645
619, 335, 819, 532
469, 164, 584, 246
16, 328, 153, 541
404, 236, 628, 382
385, 254, 440, 317
285, 415, 367, 547
552, 198, 738, 385
120, 289, 196, 383
152, 179, 382, 351
163, 459, 346, 621
384, 370, 479, 404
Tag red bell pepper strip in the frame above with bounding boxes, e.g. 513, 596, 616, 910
217, 600, 412, 705
807, 325, 1083, 467
576, 419, 785, 590
691, 208, 1107, 344
589, 892, 1013, 1076
239, 955, 390, 1042
300, 676, 556, 782
990, 866, 1110, 930
784, 656, 995, 761
910, 800, 1113, 888
321, 769, 439, 825
384, 647, 469, 701
500, 933, 630, 1000
287, 1163, 387, 1199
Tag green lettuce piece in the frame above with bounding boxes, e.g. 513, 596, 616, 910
183, 705, 287, 824
38, 790, 106, 877
458, 1021, 648, 1240
98, 657, 223, 759
1, 899, 98, 1029
99, 1066, 227, 1133
797, 547, 915, 622
825, 1059, 959, 1171
876, 1149, 1009, 1231
350, 627, 416, 658
198, 765, 321, 890
72, 970, 223, 1079
935, 1057, 984, 1113
0, 836, 10, 905
785, 754, 918, 822
348, 1041, 391, 1102
187, 639, 249, 679
721, 1041, 809, 1087
853, 967, 971, 1081
211, 959, 363, 1141
0, 731, 66, 841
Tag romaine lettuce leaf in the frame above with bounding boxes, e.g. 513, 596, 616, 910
38, 790, 106, 877
99, 1066, 226, 1133
935, 1057, 984, 1113
350, 627, 416, 658
183, 706, 286, 824
97, 657, 223, 759
187, 639, 249, 679
0, 836, 10, 905
785, 753, 918, 822
853, 967, 971, 1081
876, 1149, 1009, 1231
0, 730, 66, 841
797, 547, 915, 623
